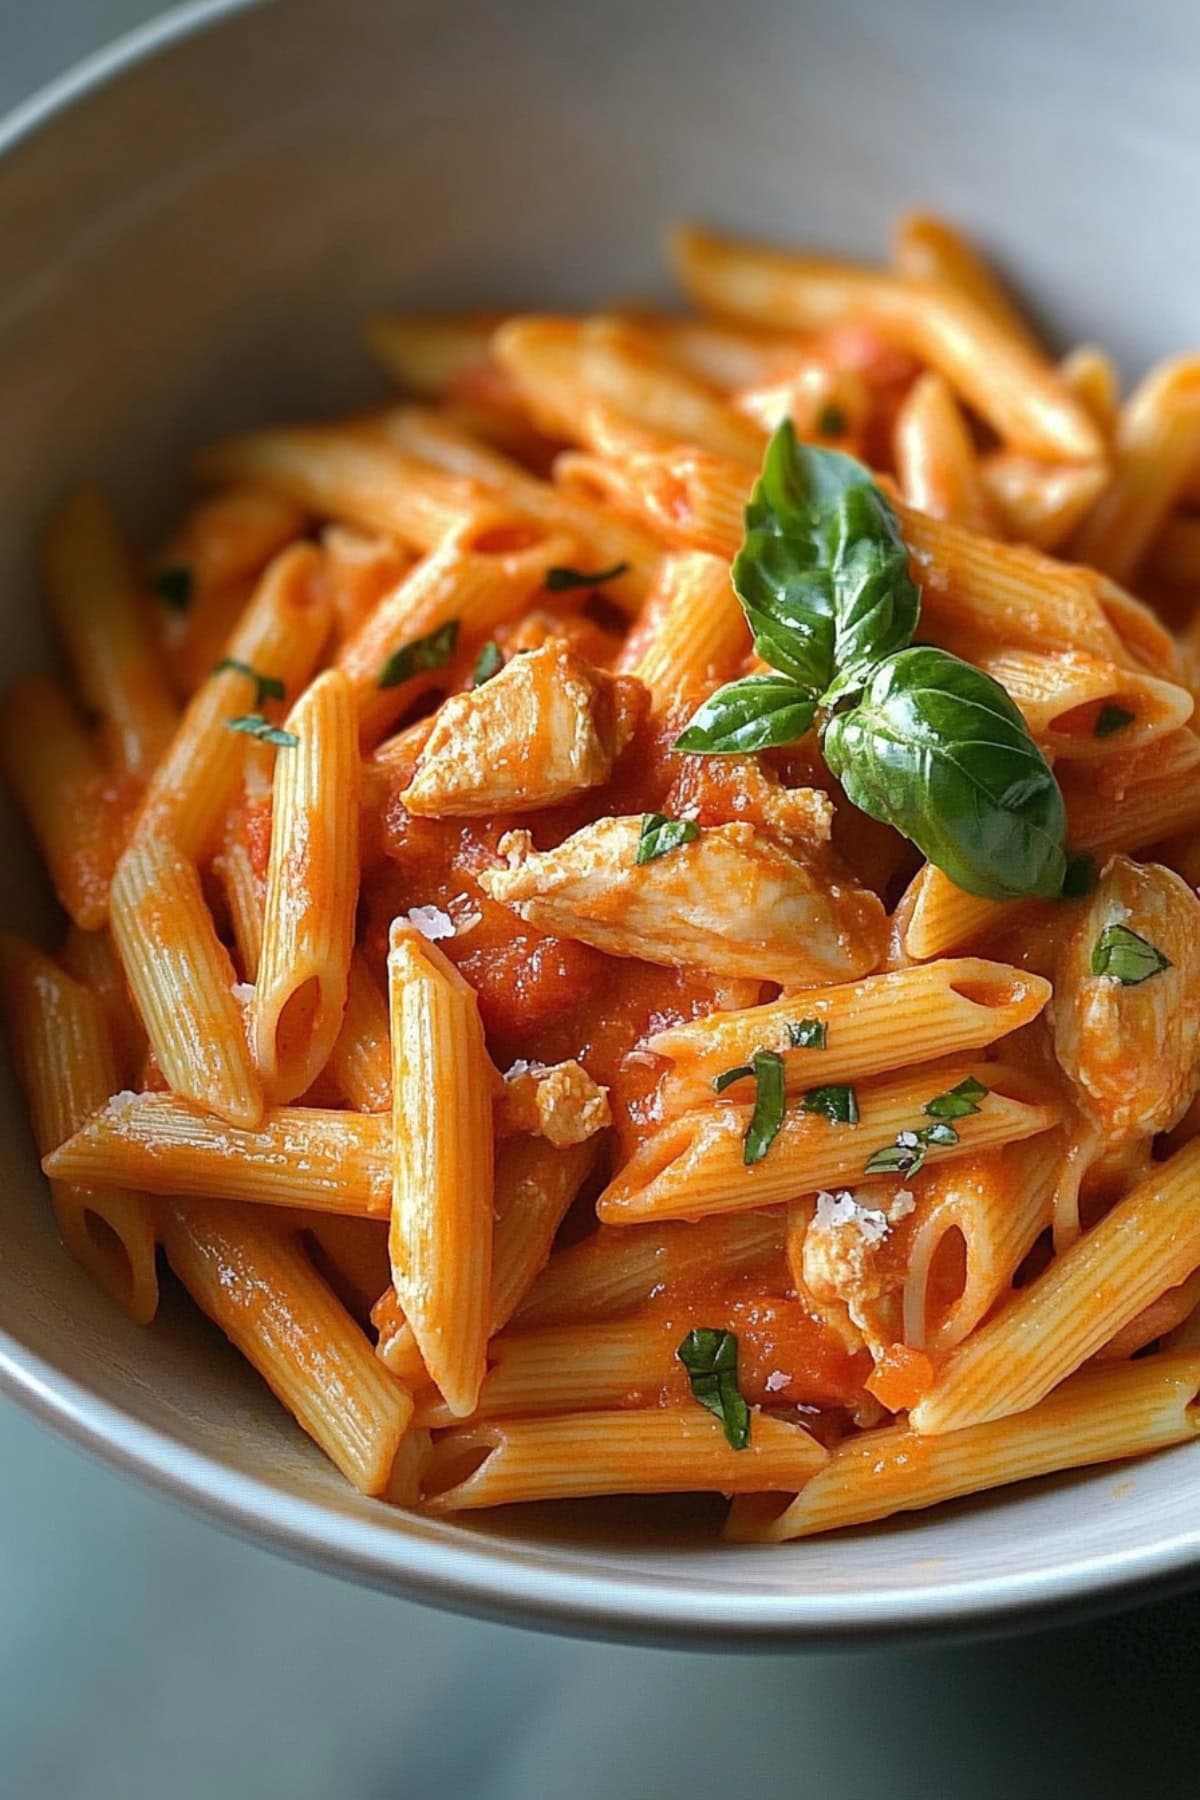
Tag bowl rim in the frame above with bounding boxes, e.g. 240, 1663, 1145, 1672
2, 0, 1199, 1646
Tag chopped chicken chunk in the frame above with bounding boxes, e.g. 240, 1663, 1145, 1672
402, 640, 638, 816
479, 814, 887, 984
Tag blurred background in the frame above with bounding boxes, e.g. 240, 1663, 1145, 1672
1, 6, 1198, 1797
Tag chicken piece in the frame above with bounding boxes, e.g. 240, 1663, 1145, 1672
1053, 854, 1200, 1149
798, 1185, 918, 1355
478, 815, 888, 984
496, 1058, 612, 1147
401, 640, 638, 817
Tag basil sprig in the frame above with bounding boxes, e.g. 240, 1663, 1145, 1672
676, 1327, 750, 1449
787, 1018, 827, 1049
675, 423, 1069, 902
213, 657, 285, 710
226, 713, 298, 748
378, 619, 459, 689
636, 814, 700, 864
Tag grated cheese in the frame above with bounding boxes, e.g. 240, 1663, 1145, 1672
407, 904, 455, 942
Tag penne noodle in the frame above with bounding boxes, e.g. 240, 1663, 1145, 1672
729, 1353, 1200, 1541
1070, 356, 1200, 580
132, 543, 331, 859
968, 644, 1194, 761
365, 312, 507, 397
387, 921, 494, 1418
252, 669, 360, 1104
1, 937, 157, 1323
61, 922, 146, 1086
160, 1197, 413, 1495
42, 489, 178, 780
1148, 511, 1200, 586
212, 832, 266, 982
910, 1137, 1200, 1435
649, 958, 1050, 1117
598, 1062, 1060, 1226
890, 211, 1042, 351
1059, 343, 1120, 436
374, 1134, 602, 1386
619, 550, 748, 712
321, 523, 414, 644
514, 1209, 784, 1328
414, 1317, 683, 1428
978, 451, 1109, 553
109, 833, 263, 1128
0, 676, 128, 930
44, 1091, 391, 1216
327, 949, 392, 1112
421, 1407, 828, 1510
673, 225, 1103, 460
893, 371, 996, 534
1062, 728, 1200, 858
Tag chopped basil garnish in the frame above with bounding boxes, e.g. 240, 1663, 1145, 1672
816, 402, 847, 437
800, 1083, 859, 1126
544, 559, 630, 593
226, 713, 298, 748
787, 1017, 827, 1050
743, 1050, 786, 1165
378, 619, 459, 689
1094, 703, 1135, 739
213, 657, 285, 710
865, 1136, 926, 1178
676, 1327, 750, 1449
1090, 923, 1171, 986
636, 813, 700, 864
152, 565, 193, 611
674, 422, 1068, 902
925, 1075, 988, 1120
713, 1062, 754, 1095
921, 1120, 960, 1147
472, 641, 504, 686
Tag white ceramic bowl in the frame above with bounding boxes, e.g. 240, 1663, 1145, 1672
2, 0, 1199, 1647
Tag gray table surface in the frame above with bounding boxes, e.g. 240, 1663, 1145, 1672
2, 7, 1199, 1797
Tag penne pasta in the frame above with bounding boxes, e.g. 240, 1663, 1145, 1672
910, 1137, 1200, 1435
649, 959, 1049, 1117
598, 1062, 1060, 1226
42, 489, 178, 780
252, 669, 360, 1104
1070, 356, 1200, 580
132, 543, 331, 859
979, 452, 1109, 553
387, 921, 494, 1418
109, 833, 263, 1128
160, 1197, 414, 1495
327, 949, 392, 1112
730, 1353, 1200, 1541
893, 371, 995, 534
43, 1091, 391, 1216
619, 550, 748, 712
890, 211, 1041, 351
422, 1406, 828, 1510
0, 676, 128, 930
414, 1317, 683, 1428
673, 225, 1103, 460
1, 937, 157, 1323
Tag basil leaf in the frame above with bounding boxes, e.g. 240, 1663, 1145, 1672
823, 645, 1067, 902
226, 713, 298, 748
800, 1083, 859, 1125
732, 423, 921, 696
864, 1131, 926, 1178
743, 1049, 786, 1165
378, 619, 459, 689
1094, 702, 1135, 739
213, 657, 286, 710
787, 1018, 827, 1049
676, 1327, 750, 1449
675, 673, 819, 756
1062, 853, 1097, 899
1090, 923, 1171, 985
545, 560, 630, 592
713, 1062, 754, 1094
816, 402, 847, 438
152, 565, 193, 611
472, 641, 504, 686
636, 813, 701, 864
919, 1120, 959, 1147
925, 1075, 988, 1120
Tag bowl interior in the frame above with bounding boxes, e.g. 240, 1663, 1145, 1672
1, 0, 1198, 1642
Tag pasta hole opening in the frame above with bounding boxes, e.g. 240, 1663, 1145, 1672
82, 1209, 135, 1310
1048, 695, 1141, 742
924, 1226, 968, 1333
270, 977, 324, 1087
421, 1440, 493, 1500
469, 522, 546, 556
947, 971, 1022, 1010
